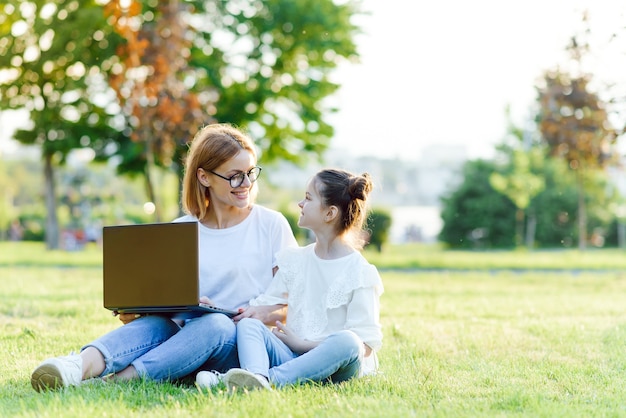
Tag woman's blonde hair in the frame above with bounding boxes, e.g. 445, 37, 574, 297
181, 123, 257, 220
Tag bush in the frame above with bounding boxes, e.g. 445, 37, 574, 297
439, 159, 516, 249
367, 208, 392, 252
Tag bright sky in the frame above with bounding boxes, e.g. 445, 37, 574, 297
328, 0, 626, 160
2, 1, 626, 160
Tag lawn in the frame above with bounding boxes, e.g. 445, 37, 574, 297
1, 242, 625, 417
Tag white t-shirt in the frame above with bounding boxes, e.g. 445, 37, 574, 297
250, 244, 384, 374
174, 205, 297, 311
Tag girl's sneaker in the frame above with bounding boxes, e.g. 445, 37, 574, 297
223, 368, 271, 392
195, 370, 223, 389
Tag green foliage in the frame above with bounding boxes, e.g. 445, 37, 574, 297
530, 158, 578, 247
439, 153, 622, 249
16, 211, 45, 241
1, 0, 363, 231
279, 206, 309, 245
366, 208, 392, 252
101, 0, 362, 178
203, 0, 361, 165
0, 0, 123, 157
490, 149, 545, 211
439, 159, 516, 249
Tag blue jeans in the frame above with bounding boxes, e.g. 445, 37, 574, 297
236, 318, 364, 387
83, 313, 238, 381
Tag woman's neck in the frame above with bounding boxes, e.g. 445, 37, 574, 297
200, 205, 252, 229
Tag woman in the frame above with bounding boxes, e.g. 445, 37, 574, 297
31, 123, 297, 391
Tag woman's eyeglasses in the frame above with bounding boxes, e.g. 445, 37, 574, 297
209, 166, 262, 188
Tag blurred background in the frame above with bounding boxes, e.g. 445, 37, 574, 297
1, 0, 625, 251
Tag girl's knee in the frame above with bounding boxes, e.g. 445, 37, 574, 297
237, 317, 264, 332
328, 330, 362, 354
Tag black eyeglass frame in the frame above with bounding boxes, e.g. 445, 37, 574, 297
209, 166, 262, 188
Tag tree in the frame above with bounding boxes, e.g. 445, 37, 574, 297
104, 0, 207, 221
2, 0, 362, 232
490, 149, 545, 248
536, 36, 618, 250
98, 0, 361, 217
0, 1, 122, 248
196, 0, 360, 164
439, 159, 516, 249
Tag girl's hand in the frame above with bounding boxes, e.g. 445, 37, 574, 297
272, 321, 318, 354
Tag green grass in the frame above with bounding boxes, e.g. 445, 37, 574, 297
2, 241, 626, 270
363, 243, 626, 271
1, 242, 626, 417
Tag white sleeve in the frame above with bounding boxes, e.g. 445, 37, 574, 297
249, 267, 289, 306
344, 266, 383, 351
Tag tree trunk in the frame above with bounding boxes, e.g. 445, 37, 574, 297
144, 136, 162, 223
525, 211, 536, 249
515, 208, 524, 248
576, 169, 587, 251
43, 153, 60, 250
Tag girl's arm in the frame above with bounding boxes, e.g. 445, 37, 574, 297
234, 266, 289, 324
272, 321, 319, 354
345, 286, 383, 353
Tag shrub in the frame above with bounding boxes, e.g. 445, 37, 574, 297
367, 208, 392, 252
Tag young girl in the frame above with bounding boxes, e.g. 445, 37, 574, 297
220, 168, 383, 390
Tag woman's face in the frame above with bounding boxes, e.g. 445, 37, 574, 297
206, 150, 257, 210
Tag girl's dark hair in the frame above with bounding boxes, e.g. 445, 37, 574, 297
314, 168, 373, 248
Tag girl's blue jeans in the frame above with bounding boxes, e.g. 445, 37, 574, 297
236, 317, 364, 387
83, 313, 238, 381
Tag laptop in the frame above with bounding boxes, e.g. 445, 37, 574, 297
103, 221, 238, 317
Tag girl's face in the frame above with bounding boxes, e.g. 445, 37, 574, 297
204, 150, 257, 210
297, 177, 326, 230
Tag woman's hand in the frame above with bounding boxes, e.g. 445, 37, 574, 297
113, 311, 144, 325
199, 296, 215, 306
272, 321, 318, 354
233, 304, 287, 325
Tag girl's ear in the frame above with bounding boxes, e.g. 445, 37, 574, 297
325, 205, 339, 223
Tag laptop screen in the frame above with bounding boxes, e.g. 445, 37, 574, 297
102, 222, 200, 311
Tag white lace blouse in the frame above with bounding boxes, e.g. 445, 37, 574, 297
250, 244, 384, 374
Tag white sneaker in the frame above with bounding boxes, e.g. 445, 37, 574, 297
223, 368, 271, 392
31, 353, 83, 392
195, 370, 223, 389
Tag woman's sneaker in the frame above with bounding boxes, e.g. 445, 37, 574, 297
31, 354, 83, 392
223, 368, 271, 392
195, 370, 223, 389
